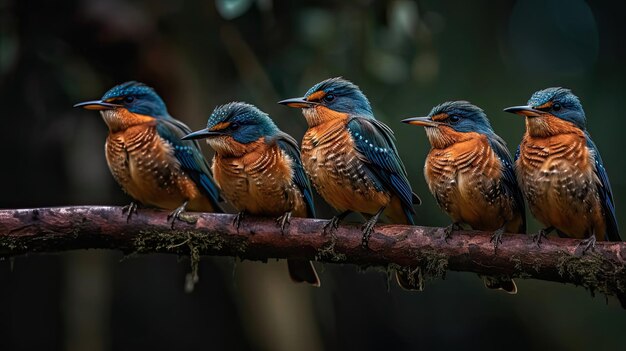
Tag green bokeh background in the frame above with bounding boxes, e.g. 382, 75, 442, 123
1, 0, 625, 350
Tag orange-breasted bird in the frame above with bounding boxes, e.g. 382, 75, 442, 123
182, 102, 320, 286
402, 101, 525, 293
504, 87, 620, 251
279, 77, 421, 289
74, 81, 222, 225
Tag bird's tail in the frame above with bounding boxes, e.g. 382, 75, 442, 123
395, 268, 424, 291
385, 196, 416, 225
481, 275, 518, 294
287, 260, 320, 287
617, 292, 626, 309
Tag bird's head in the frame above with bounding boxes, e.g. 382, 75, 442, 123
503, 87, 586, 137
278, 77, 373, 127
74, 81, 168, 132
402, 101, 495, 149
182, 102, 279, 157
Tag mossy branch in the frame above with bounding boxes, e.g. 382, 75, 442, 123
0, 206, 625, 304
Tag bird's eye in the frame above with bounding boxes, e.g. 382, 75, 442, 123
230, 122, 240, 130
552, 102, 562, 112
124, 96, 135, 103
449, 115, 461, 123
323, 94, 335, 103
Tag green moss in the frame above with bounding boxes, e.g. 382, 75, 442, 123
315, 236, 347, 262
419, 249, 448, 279
377, 249, 448, 291
134, 229, 248, 255
133, 229, 248, 291
556, 251, 626, 296
507, 255, 532, 279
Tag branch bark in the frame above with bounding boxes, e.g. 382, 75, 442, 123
0, 206, 625, 303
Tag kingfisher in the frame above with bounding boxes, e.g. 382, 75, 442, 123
74, 81, 222, 225
182, 102, 320, 286
402, 101, 525, 293
504, 88, 620, 252
278, 77, 421, 290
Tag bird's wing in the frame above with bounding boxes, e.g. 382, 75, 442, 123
489, 136, 526, 233
586, 135, 620, 241
275, 132, 315, 218
155, 117, 222, 211
347, 116, 417, 223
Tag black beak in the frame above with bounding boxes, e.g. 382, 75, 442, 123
277, 97, 318, 108
73, 100, 121, 110
401, 116, 441, 127
503, 105, 542, 117
181, 128, 224, 140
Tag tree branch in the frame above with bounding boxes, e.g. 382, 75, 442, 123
1, 206, 625, 304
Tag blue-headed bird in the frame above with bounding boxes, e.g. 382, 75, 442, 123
182, 102, 320, 286
402, 101, 525, 293
74, 81, 222, 225
504, 88, 620, 252
278, 77, 421, 290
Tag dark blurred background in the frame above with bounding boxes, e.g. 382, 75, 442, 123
2, 0, 626, 350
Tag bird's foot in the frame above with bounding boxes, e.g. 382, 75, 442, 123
444, 222, 461, 243
323, 216, 341, 236
579, 234, 597, 255
167, 201, 189, 229
490, 227, 505, 254
233, 211, 246, 231
121, 202, 139, 222
532, 226, 553, 247
322, 210, 352, 236
276, 211, 292, 234
361, 219, 377, 249
361, 207, 384, 249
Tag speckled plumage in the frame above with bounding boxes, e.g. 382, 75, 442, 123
186, 102, 319, 286
201, 103, 311, 217
280, 77, 419, 290
408, 101, 525, 234
212, 137, 308, 217
425, 132, 523, 233
103, 109, 217, 212
75, 81, 221, 219
517, 127, 603, 238
507, 87, 619, 243
301, 117, 408, 223
294, 78, 417, 225
404, 101, 524, 293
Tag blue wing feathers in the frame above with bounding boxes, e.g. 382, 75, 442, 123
489, 137, 526, 233
156, 118, 222, 211
275, 133, 316, 218
347, 117, 416, 223
586, 135, 620, 241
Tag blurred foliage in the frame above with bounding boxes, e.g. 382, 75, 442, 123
1, 0, 626, 350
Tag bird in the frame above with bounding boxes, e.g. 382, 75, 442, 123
74, 81, 222, 225
402, 101, 525, 294
504, 87, 620, 252
278, 77, 421, 290
182, 101, 320, 286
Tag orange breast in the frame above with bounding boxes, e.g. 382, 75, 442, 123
105, 123, 214, 211
301, 119, 391, 215
517, 131, 605, 239
425, 133, 520, 232
212, 142, 307, 217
